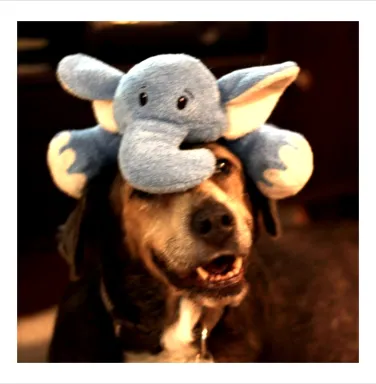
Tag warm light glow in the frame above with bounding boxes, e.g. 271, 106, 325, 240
110, 21, 142, 25
91, 21, 174, 30
17, 38, 49, 51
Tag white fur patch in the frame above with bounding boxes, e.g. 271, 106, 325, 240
125, 298, 203, 363
161, 297, 202, 352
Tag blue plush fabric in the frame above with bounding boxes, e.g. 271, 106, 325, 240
224, 124, 293, 187
218, 62, 297, 104
58, 53, 230, 192
58, 125, 121, 180
113, 54, 227, 191
118, 120, 216, 193
114, 54, 226, 141
48, 53, 313, 199
58, 54, 123, 100
224, 124, 313, 199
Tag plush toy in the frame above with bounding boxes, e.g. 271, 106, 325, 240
47, 53, 313, 199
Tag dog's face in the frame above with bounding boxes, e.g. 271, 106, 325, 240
111, 143, 256, 308
61, 142, 279, 310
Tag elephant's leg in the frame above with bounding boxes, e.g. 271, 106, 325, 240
47, 126, 121, 198
118, 128, 216, 193
224, 124, 313, 200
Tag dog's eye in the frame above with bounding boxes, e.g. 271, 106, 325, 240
139, 92, 148, 106
215, 158, 232, 175
130, 189, 154, 199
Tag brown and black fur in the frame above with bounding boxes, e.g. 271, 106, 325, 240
48, 143, 358, 363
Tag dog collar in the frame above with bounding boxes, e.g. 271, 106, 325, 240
99, 279, 151, 337
100, 278, 225, 361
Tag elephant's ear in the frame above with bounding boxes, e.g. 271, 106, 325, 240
92, 100, 118, 133
57, 53, 123, 132
57, 53, 124, 101
218, 62, 300, 140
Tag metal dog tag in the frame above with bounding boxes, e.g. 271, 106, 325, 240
195, 327, 214, 363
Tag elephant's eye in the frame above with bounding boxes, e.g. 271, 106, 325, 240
177, 96, 188, 110
139, 92, 148, 106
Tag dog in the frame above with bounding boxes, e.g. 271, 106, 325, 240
48, 141, 358, 363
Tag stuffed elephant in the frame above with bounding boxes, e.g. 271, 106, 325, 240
47, 53, 313, 199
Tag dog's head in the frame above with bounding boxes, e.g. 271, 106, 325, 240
58, 141, 280, 309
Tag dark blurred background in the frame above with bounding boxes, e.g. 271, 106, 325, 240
17, 22, 358, 356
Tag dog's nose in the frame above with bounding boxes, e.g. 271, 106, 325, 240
190, 200, 235, 244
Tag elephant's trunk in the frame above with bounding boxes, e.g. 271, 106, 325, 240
118, 120, 216, 193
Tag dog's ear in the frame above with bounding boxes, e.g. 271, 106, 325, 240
256, 197, 281, 238
57, 165, 119, 280
57, 195, 88, 280
246, 177, 281, 238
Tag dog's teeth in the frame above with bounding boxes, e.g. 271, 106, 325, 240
233, 257, 243, 273
196, 267, 209, 280
198, 259, 243, 283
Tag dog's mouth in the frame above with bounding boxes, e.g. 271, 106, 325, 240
152, 251, 245, 294
194, 254, 244, 287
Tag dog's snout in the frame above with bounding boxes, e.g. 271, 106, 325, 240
190, 199, 235, 244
